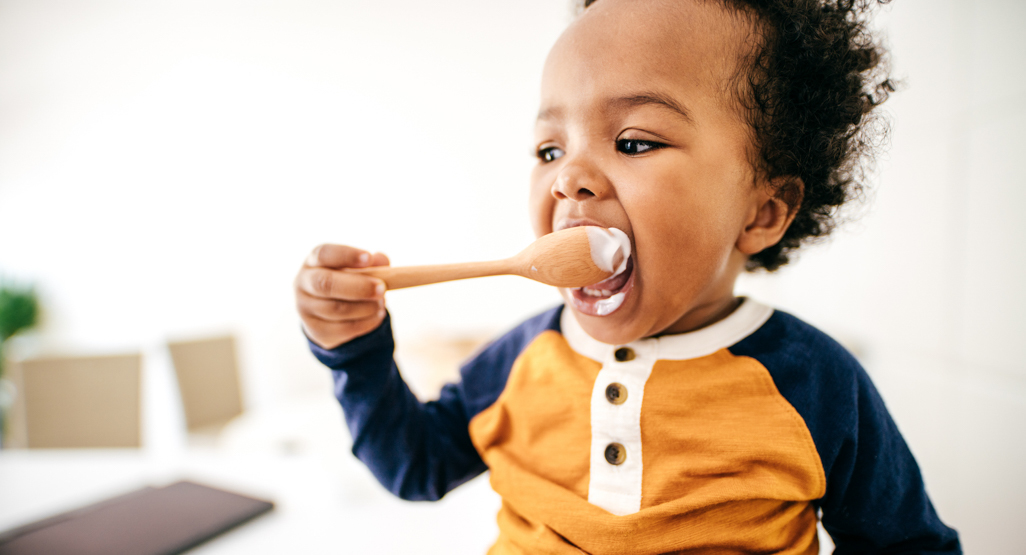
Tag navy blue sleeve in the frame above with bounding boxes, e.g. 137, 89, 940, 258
308, 307, 563, 502
731, 311, 961, 554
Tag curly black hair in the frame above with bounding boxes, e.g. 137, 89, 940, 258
580, 0, 894, 271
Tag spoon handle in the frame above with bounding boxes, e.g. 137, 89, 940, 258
347, 259, 514, 290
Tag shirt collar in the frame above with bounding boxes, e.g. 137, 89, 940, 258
560, 298, 773, 362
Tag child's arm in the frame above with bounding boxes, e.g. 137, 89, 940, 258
817, 368, 962, 552
307, 312, 488, 500
294, 244, 488, 500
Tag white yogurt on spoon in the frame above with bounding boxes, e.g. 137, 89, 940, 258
586, 227, 631, 277
582, 227, 632, 316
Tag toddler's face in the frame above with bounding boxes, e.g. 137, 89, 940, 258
529, 0, 768, 344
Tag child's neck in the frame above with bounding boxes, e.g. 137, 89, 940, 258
653, 295, 742, 337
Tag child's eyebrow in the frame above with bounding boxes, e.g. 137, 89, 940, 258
535, 92, 694, 125
536, 106, 564, 123
609, 92, 694, 125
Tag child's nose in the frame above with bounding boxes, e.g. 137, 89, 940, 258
552, 159, 611, 201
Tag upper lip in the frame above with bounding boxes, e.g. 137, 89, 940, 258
555, 218, 610, 232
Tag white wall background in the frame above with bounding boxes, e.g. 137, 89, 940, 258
0, 0, 1023, 552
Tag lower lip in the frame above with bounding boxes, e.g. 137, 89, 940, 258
568, 258, 635, 317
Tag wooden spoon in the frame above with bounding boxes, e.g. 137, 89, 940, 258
348, 226, 629, 291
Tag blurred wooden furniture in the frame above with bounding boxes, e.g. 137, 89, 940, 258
400, 332, 493, 401
5, 353, 142, 448
167, 336, 244, 433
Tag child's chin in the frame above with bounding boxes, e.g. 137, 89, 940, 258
570, 306, 643, 346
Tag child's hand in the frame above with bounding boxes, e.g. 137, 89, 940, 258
295, 245, 390, 349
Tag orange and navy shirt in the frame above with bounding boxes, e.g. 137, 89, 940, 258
310, 299, 960, 554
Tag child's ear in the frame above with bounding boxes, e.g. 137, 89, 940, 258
736, 176, 803, 256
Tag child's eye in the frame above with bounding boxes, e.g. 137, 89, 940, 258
616, 139, 664, 155
537, 146, 565, 163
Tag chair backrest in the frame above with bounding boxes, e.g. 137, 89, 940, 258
167, 335, 244, 432
7, 353, 142, 448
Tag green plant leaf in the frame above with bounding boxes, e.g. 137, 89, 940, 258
0, 285, 39, 342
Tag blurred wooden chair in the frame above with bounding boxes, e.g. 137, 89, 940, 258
167, 335, 244, 434
400, 332, 493, 401
5, 353, 142, 448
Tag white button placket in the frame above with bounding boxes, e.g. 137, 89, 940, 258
587, 341, 657, 516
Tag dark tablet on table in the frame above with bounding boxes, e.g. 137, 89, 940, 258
0, 480, 274, 555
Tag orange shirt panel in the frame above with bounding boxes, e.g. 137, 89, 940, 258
640, 349, 826, 509
470, 330, 600, 500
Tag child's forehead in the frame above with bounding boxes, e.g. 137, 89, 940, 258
540, 0, 754, 117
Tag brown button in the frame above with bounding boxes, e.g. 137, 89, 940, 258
604, 443, 626, 465
605, 382, 627, 405
614, 347, 635, 362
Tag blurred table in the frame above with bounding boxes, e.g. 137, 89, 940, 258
0, 448, 501, 554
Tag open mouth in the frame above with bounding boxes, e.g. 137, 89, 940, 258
569, 254, 635, 316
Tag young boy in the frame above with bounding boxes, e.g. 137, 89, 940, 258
294, 0, 961, 552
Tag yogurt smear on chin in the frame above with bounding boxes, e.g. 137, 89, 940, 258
569, 255, 634, 317
593, 292, 626, 315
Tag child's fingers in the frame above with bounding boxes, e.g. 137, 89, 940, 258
296, 267, 386, 301
294, 244, 390, 349
305, 244, 374, 269
297, 291, 382, 322
302, 312, 386, 350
